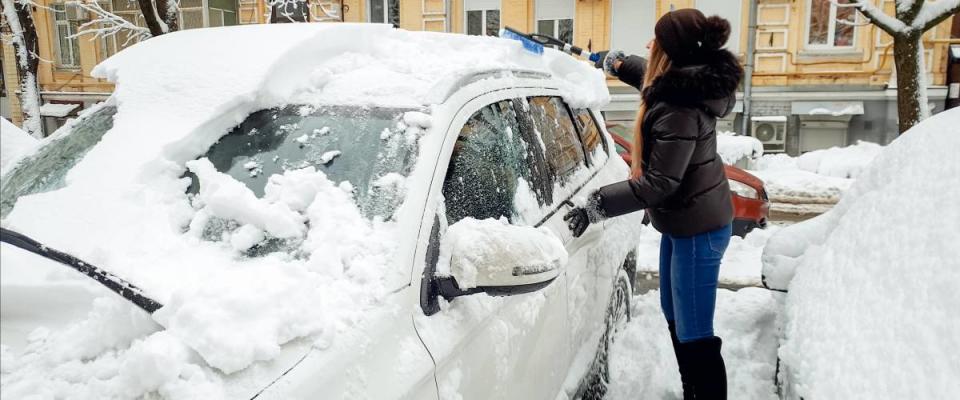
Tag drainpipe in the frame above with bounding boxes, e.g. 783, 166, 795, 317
445, 0, 452, 32
741, 0, 758, 135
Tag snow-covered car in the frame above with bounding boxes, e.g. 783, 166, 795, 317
760, 110, 960, 399
0, 24, 642, 399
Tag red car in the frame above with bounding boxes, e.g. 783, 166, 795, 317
606, 124, 770, 237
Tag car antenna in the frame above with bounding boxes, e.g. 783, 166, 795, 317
0, 227, 163, 314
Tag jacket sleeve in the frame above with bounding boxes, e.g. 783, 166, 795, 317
614, 55, 647, 91
597, 109, 699, 218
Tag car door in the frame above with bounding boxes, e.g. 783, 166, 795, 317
518, 97, 617, 382
413, 93, 572, 400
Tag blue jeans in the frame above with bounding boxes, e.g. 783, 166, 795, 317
659, 224, 731, 343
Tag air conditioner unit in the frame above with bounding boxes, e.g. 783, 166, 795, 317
751, 117, 787, 153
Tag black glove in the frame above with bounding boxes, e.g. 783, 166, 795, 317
592, 50, 626, 76
563, 191, 607, 238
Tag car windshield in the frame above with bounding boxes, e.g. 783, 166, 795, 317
187, 104, 419, 220
0, 106, 118, 219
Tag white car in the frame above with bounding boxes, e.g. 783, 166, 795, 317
0, 24, 643, 399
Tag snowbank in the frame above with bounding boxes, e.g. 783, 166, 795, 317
793, 140, 883, 178
607, 288, 781, 400
0, 117, 38, 171
716, 131, 763, 166
1, 23, 612, 398
764, 110, 960, 399
750, 169, 852, 203
749, 141, 882, 204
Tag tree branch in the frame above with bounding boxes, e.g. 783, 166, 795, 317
848, 0, 907, 36
919, 0, 960, 31
897, 0, 926, 24
64, 0, 151, 45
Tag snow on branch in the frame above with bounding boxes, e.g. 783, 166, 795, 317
63, 0, 152, 46
913, 0, 960, 30
846, 0, 909, 35
312, 3, 341, 22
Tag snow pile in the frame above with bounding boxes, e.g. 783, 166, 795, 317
764, 110, 960, 398
794, 140, 883, 178
0, 117, 38, 171
716, 131, 763, 165
750, 168, 852, 204
633, 224, 780, 287
748, 141, 883, 204
607, 288, 781, 400
437, 217, 567, 289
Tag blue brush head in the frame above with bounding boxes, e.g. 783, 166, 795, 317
499, 27, 544, 55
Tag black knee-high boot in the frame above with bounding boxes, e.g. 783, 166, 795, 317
667, 321, 695, 399
680, 336, 727, 400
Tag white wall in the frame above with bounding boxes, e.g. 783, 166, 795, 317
695, 0, 743, 55
609, 0, 743, 57
535, 0, 575, 21
609, 0, 656, 58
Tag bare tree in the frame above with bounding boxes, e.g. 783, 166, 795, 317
67, 0, 151, 45
136, 0, 168, 36
1, 0, 42, 137
846, 0, 960, 133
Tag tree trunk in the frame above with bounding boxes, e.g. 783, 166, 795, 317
2, 0, 43, 137
892, 33, 928, 134
137, 0, 167, 36
156, 0, 179, 32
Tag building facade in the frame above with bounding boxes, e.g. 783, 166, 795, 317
2, 0, 955, 154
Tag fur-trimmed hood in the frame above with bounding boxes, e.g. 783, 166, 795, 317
641, 49, 743, 118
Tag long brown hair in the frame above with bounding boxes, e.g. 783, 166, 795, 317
631, 40, 672, 179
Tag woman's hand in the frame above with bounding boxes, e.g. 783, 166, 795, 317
563, 191, 607, 238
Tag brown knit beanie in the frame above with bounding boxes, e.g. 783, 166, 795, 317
654, 8, 732, 66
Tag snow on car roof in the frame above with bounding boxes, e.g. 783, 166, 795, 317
94, 23, 608, 109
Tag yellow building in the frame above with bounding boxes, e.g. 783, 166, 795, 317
3, 0, 955, 153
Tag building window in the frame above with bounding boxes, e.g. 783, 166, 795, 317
369, 0, 399, 27
464, 0, 500, 36
536, 19, 574, 44
535, 0, 574, 44
52, 3, 81, 69
806, 0, 856, 48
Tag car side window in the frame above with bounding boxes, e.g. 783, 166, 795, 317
443, 100, 551, 225
523, 97, 587, 185
572, 108, 607, 162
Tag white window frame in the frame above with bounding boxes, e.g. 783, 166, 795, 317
536, 19, 575, 44
52, 3, 81, 69
368, 0, 400, 25
535, 0, 575, 45
463, 0, 500, 36
804, 0, 858, 50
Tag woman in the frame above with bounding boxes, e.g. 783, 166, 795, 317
565, 9, 742, 400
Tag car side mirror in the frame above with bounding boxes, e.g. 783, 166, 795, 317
435, 218, 567, 300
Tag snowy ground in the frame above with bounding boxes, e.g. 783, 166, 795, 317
604, 222, 785, 399
607, 288, 782, 400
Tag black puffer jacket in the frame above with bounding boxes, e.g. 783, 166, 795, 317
598, 50, 742, 237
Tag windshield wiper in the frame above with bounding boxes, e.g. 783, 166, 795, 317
0, 227, 163, 314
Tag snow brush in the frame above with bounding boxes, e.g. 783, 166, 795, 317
0, 227, 163, 314
499, 26, 603, 64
